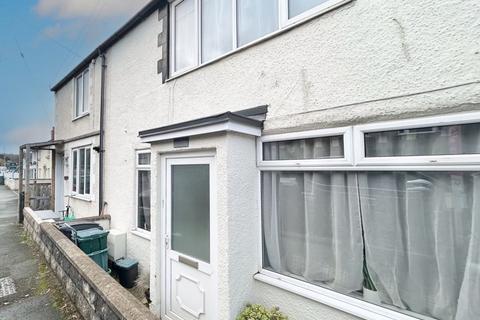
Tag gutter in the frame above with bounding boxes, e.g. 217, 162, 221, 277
99, 53, 107, 215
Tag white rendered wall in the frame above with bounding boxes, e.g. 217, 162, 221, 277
54, 59, 102, 218
101, 11, 164, 274
53, 0, 480, 319
54, 60, 101, 140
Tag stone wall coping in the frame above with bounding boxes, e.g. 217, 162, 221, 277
24, 208, 157, 320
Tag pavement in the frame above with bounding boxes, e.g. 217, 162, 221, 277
0, 185, 62, 320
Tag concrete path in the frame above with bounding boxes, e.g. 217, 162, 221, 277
0, 186, 64, 319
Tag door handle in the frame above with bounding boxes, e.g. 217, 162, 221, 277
179, 255, 199, 269
165, 234, 170, 248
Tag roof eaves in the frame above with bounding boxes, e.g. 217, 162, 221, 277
51, 0, 166, 92
20, 140, 65, 150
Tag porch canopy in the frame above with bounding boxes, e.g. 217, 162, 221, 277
138, 106, 267, 143
18, 139, 64, 223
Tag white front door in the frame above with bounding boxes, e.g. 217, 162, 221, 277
163, 156, 216, 320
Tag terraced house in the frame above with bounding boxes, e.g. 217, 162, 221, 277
46, 0, 480, 319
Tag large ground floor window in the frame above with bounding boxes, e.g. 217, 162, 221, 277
262, 170, 479, 320
259, 112, 480, 320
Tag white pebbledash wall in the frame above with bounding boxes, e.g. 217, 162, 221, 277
53, 0, 480, 319
54, 59, 102, 219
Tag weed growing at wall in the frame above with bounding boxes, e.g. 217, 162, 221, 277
237, 303, 288, 320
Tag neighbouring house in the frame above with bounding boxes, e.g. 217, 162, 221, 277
25, 149, 52, 180
23, 0, 480, 319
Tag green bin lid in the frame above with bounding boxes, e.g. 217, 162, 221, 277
115, 258, 138, 269
76, 229, 109, 240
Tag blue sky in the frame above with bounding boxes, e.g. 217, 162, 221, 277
0, 0, 149, 153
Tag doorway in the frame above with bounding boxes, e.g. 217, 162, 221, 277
162, 155, 216, 320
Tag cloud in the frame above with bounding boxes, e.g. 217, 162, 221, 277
35, 0, 150, 19
35, 0, 150, 42
40, 22, 86, 40
4, 121, 53, 149
42, 23, 63, 38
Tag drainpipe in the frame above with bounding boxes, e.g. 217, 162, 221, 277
99, 52, 106, 215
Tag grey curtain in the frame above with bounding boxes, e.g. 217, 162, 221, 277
138, 170, 151, 231
262, 137, 364, 293
262, 126, 480, 320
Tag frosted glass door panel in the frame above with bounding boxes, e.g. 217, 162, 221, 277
171, 164, 210, 262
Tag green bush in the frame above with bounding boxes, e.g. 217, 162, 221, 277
236, 304, 288, 320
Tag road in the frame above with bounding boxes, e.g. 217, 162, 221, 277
0, 185, 62, 319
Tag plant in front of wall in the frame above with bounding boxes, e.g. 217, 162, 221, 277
236, 303, 288, 320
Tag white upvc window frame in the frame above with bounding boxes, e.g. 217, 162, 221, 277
256, 111, 480, 320
170, 0, 200, 76
353, 111, 480, 168
71, 145, 92, 200
254, 271, 421, 320
257, 126, 353, 168
73, 68, 90, 120
169, 0, 351, 77
279, 0, 351, 27
134, 150, 152, 235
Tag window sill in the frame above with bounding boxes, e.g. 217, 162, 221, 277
131, 229, 151, 241
72, 112, 90, 122
70, 194, 92, 202
167, 0, 353, 81
254, 271, 418, 320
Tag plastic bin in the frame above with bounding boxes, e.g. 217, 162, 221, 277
88, 248, 109, 272
75, 229, 109, 254
58, 222, 103, 242
114, 258, 139, 288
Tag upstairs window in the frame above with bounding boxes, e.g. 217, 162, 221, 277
237, 0, 278, 47
202, 0, 233, 62
170, 0, 349, 75
173, 0, 197, 72
288, 0, 331, 20
74, 69, 89, 119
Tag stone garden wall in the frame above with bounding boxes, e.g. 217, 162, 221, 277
23, 208, 157, 320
